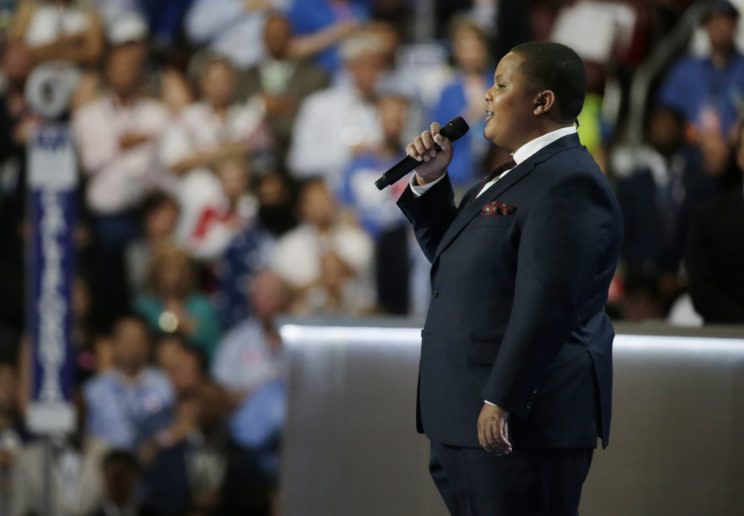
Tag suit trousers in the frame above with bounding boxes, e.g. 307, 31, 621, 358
429, 441, 593, 516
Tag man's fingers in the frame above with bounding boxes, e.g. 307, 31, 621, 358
477, 419, 487, 449
433, 133, 449, 151
405, 143, 420, 161
412, 136, 429, 160
499, 419, 512, 454
430, 121, 442, 135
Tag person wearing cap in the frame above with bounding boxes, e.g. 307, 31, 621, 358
658, 0, 744, 138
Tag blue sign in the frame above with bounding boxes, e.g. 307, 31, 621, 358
26, 124, 77, 434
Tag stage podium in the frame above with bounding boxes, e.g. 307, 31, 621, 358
279, 319, 744, 516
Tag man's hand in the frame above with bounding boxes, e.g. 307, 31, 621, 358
477, 403, 512, 454
405, 121, 453, 185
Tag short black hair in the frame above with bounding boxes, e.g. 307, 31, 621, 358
511, 41, 586, 122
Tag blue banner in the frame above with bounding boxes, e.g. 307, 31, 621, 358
26, 124, 77, 435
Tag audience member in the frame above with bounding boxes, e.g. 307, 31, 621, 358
286, 0, 368, 75
84, 315, 174, 450
272, 179, 374, 315
288, 31, 385, 188
9, 0, 103, 67
135, 243, 221, 361
686, 124, 744, 324
430, 17, 491, 185
161, 55, 269, 176
88, 450, 151, 516
212, 270, 288, 406
175, 156, 258, 260
616, 106, 717, 274
338, 91, 411, 237
620, 269, 666, 322
163, 343, 207, 399
73, 39, 171, 328
239, 13, 329, 161
185, 0, 287, 69
254, 171, 298, 237
658, 0, 744, 139
213, 220, 274, 331
126, 192, 181, 295
140, 382, 230, 516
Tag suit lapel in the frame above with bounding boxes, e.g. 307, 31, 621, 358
431, 134, 582, 262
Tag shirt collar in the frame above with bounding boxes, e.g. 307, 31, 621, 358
512, 125, 578, 165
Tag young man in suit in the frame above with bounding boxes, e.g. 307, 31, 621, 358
397, 42, 623, 515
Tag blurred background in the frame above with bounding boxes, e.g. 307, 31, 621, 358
1, 0, 744, 515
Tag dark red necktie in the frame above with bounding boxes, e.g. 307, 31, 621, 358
486, 155, 517, 182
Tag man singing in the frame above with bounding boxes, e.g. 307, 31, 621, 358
397, 42, 623, 515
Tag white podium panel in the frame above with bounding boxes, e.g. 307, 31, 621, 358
279, 320, 744, 516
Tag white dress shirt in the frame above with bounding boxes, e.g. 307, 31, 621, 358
72, 95, 172, 214
408, 125, 578, 409
410, 125, 578, 198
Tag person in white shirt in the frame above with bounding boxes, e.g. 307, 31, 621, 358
271, 178, 374, 315
160, 55, 270, 177
287, 31, 386, 189
185, 0, 288, 69
73, 40, 172, 218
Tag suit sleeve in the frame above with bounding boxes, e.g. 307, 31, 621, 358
482, 175, 618, 415
396, 173, 457, 263
686, 207, 744, 322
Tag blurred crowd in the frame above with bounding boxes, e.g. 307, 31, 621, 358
1, 0, 744, 515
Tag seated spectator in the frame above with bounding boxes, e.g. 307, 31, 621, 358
88, 450, 150, 516
272, 179, 374, 315
161, 55, 269, 176
686, 124, 744, 324
175, 156, 258, 260
126, 192, 181, 295
658, 1, 744, 139
616, 106, 717, 275
338, 90, 411, 237
185, 0, 287, 69
239, 12, 329, 161
212, 270, 289, 406
135, 243, 221, 361
286, 0, 368, 75
430, 17, 492, 185
73, 38, 172, 328
84, 315, 174, 450
288, 31, 386, 188
9, 0, 103, 67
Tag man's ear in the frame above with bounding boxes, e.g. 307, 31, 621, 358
532, 90, 556, 116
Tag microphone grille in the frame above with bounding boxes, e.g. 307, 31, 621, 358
439, 116, 470, 141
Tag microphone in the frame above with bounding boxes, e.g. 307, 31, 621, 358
375, 116, 470, 190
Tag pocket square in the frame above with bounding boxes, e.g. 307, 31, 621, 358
481, 200, 517, 216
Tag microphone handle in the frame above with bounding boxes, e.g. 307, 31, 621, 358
374, 142, 443, 190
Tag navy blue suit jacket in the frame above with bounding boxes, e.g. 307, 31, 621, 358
397, 134, 623, 450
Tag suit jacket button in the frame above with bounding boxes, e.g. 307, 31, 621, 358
432, 289, 439, 298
